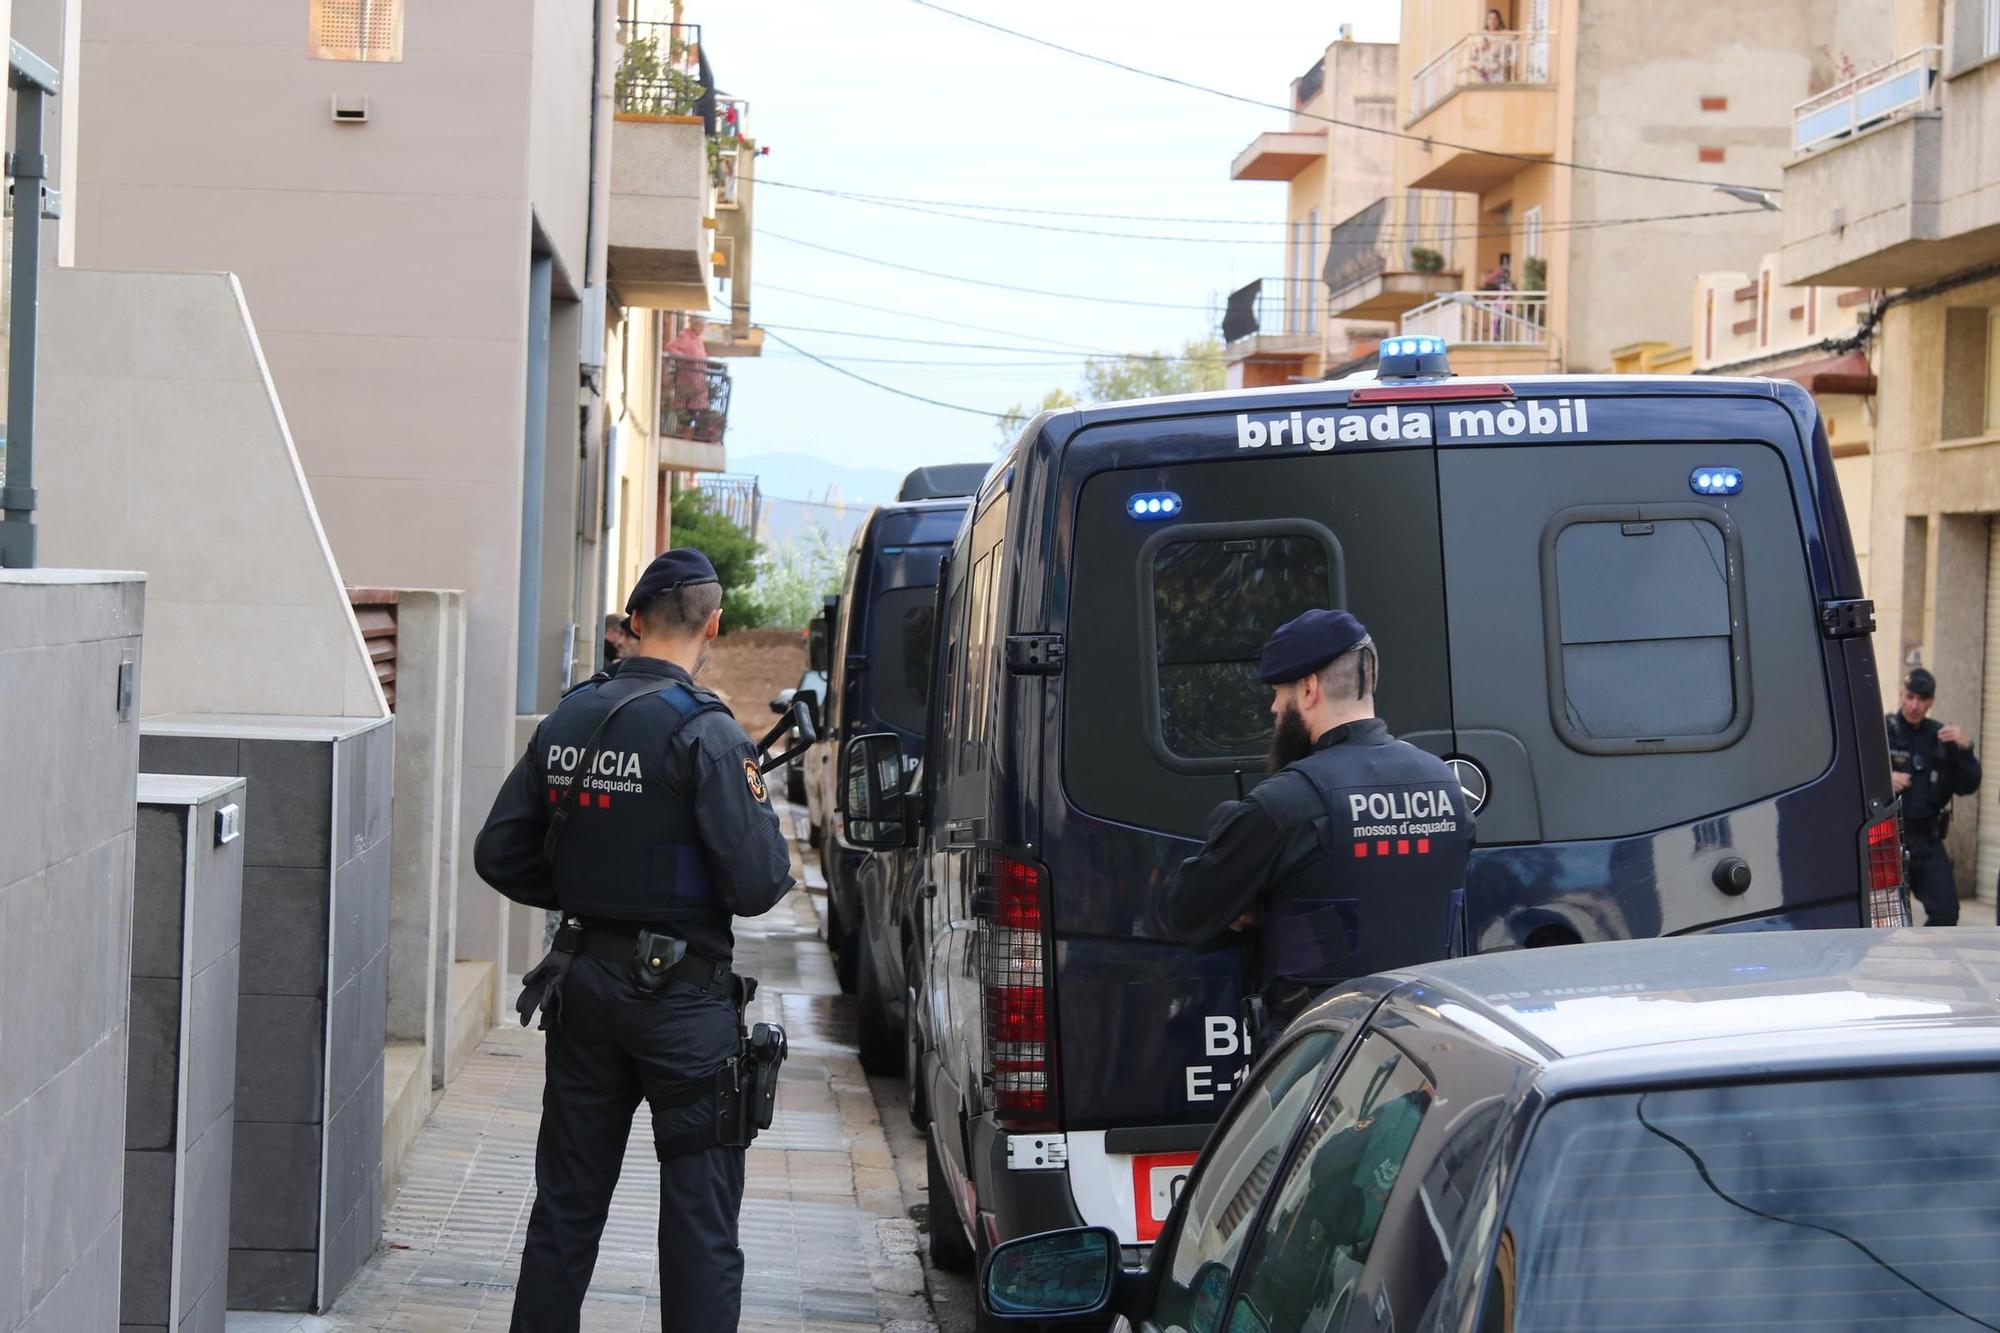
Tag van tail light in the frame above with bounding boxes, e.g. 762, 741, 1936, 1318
975, 852, 1056, 1129
1863, 814, 1911, 928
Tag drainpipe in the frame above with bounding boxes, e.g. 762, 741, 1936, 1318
517, 255, 553, 713
0, 42, 61, 570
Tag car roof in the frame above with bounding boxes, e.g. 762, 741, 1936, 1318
1300, 930, 2000, 1077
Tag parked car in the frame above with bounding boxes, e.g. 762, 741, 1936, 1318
841, 348, 1899, 1275
768, 667, 826, 805
978, 928, 2000, 1331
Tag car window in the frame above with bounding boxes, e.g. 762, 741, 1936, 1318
1222, 1032, 1435, 1333
1155, 1029, 1345, 1333
869, 586, 934, 736
1477, 1068, 2000, 1332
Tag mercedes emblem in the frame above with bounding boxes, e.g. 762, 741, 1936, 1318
1446, 757, 1489, 814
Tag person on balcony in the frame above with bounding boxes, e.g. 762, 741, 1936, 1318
666, 314, 715, 443
1471, 9, 1513, 83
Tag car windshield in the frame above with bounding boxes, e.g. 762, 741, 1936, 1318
1480, 1068, 2000, 1332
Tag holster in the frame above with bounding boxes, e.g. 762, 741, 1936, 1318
655, 972, 789, 1159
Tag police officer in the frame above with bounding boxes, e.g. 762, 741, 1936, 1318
474, 548, 794, 1332
1160, 610, 1475, 1036
1887, 667, 1981, 926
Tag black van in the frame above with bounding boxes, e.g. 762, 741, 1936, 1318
809, 465, 989, 999
842, 354, 1902, 1274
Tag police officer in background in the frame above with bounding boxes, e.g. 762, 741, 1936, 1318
475, 548, 794, 1332
1887, 666, 1981, 926
1160, 610, 1476, 1038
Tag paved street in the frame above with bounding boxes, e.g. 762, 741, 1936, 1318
232, 802, 956, 1333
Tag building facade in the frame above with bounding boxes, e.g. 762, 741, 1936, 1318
1782, 0, 2000, 906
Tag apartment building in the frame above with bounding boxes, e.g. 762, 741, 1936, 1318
1781, 0, 2000, 906
1220, 32, 1398, 385
1366, 0, 1877, 375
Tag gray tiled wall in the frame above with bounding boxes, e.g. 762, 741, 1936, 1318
124, 779, 244, 1333
138, 716, 393, 1314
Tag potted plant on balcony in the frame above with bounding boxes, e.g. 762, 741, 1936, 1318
615, 33, 702, 116
1409, 246, 1446, 274
1522, 255, 1548, 292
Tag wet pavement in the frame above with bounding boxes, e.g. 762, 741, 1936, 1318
253, 800, 947, 1332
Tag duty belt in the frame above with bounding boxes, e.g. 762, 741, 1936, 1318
572, 920, 734, 997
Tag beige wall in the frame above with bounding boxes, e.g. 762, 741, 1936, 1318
35, 269, 385, 719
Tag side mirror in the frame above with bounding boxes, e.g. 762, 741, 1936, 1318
768, 687, 795, 718
792, 687, 822, 738
841, 733, 910, 850
804, 612, 828, 676
981, 1227, 1120, 1321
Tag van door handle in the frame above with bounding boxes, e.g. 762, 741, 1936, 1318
922, 882, 937, 900
947, 819, 978, 844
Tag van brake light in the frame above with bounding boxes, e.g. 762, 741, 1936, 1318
975, 852, 1056, 1129
1863, 814, 1910, 927
1347, 382, 1514, 405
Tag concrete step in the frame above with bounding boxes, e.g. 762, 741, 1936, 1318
379, 1041, 429, 1208
444, 960, 497, 1087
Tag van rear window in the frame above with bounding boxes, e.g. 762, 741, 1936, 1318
869, 586, 934, 736
1151, 533, 1335, 761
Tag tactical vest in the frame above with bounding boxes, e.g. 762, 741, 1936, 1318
542, 673, 730, 931
1259, 730, 1475, 995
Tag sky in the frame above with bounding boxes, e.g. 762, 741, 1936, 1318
694, 0, 1400, 495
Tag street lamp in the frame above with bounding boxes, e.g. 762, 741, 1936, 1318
1714, 184, 1780, 212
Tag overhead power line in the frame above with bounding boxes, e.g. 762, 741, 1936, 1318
909, 0, 1785, 196
763, 331, 1003, 417
761, 230, 1214, 310
758, 281, 1107, 351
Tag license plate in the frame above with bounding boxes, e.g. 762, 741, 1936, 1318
1130, 1152, 1200, 1243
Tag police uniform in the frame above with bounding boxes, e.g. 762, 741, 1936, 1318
1887, 668, 1981, 927
474, 549, 794, 1333
1160, 610, 1476, 1034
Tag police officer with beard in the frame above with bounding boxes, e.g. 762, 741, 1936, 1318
1887, 666, 1981, 926
475, 548, 794, 1332
1160, 610, 1475, 1037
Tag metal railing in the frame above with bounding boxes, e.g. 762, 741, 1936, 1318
1410, 29, 1556, 121
662, 355, 731, 444
614, 20, 703, 117
1219, 277, 1318, 346
713, 95, 750, 204
1402, 290, 1548, 345
697, 474, 761, 531
1324, 193, 1458, 295
1793, 46, 1940, 153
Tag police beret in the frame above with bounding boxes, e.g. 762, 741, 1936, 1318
1258, 608, 1370, 685
625, 547, 720, 614
1905, 667, 1936, 699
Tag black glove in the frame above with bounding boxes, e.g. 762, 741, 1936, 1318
516, 949, 576, 1030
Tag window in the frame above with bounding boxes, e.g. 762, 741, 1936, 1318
1224, 1033, 1436, 1333
1480, 1070, 2000, 1332
1154, 1030, 1345, 1333
1145, 526, 1339, 765
1543, 506, 1748, 753
868, 587, 935, 737
1521, 205, 1543, 261
310, 0, 403, 62
1987, 308, 2000, 435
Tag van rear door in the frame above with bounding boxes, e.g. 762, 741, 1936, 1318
1047, 414, 1453, 1240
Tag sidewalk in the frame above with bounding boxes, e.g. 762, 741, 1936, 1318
240, 835, 935, 1332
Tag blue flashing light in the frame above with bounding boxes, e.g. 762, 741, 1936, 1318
1127, 491, 1182, 520
1691, 467, 1744, 496
1377, 334, 1451, 379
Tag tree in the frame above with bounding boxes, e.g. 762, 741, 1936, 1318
752, 522, 846, 629
669, 485, 764, 632
993, 335, 1225, 446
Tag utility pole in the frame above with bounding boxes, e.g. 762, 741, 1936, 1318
0, 41, 61, 569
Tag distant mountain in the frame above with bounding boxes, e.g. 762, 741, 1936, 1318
730, 452, 903, 507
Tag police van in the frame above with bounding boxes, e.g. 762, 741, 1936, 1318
841, 336, 1903, 1276
808, 462, 990, 996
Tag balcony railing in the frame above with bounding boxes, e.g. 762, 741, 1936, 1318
1410, 29, 1556, 121
1792, 46, 1940, 153
662, 355, 731, 443
1402, 290, 1548, 345
1324, 193, 1458, 294
1220, 277, 1319, 346
614, 20, 704, 117
713, 95, 750, 205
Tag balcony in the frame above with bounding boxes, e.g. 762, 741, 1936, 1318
660, 355, 730, 472
1230, 129, 1327, 181
1779, 46, 1997, 288
1323, 195, 1463, 321
608, 21, 714, 311
707, 98, 763, 358
1402, 290, 1555, 373
1402, 30, 1558, 193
